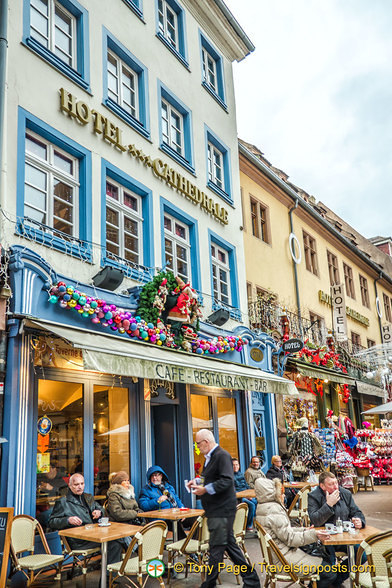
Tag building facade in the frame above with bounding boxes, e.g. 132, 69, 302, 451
239, 139, 392, 441
0, 0, 296, 545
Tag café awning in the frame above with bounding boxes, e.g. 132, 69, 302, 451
287, 358, 356, 385
355, 380, 385, 398
27, 319, 296, 394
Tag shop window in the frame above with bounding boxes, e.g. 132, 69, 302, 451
250, 198, 269, 243
199, 33, 226, 108
93, 385, 130, 496
303, 231, 319, 275
359, 275, 370, 308
36, 379, 84, 529
104, 31, 150, 139
309, 312, 325, 346
209, 231, 240, 320
105, 179, 143, 266
17, 109, 92, 260
343, 262, 355, 299
217, 397, 239, 459
205, 126, 232, 203
383, 293, 392, 323
158, 81, 194, 173
24, 0, 90, 91
191, 394, 213, 475
156, 0, 188, 67
327, 250, 340, 285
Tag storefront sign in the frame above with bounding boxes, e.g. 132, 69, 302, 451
59, 89, 229, 225
282, 338, 303, 353
382, 323, 392, 343
332, 284, 348, 341
250, 347, 264, 362
319, 289, 369, 327
33, 336, 84, 369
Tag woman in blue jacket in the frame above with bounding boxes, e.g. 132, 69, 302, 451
232, 458, 257, 531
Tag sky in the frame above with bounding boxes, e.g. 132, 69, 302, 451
224, 0, 392, 239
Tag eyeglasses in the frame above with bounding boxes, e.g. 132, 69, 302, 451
196, 439, 207, 446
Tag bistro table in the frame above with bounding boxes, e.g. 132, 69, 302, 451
141, 508, 204, 542
59, 521, 141, 588
316, 525, 382, 583
283, 481, 318, 489
236, 489, 256, 499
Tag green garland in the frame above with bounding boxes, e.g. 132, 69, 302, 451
136, 270, 178, 325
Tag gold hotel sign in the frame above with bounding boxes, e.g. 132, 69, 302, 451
59, 89, 229, 225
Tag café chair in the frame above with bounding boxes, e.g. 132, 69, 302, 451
166, 514, 210, 584
255, 520, 319, 588
287, 484, 311, 526
107, 520, 167, 588
355, 467, 375, 492
10, 514, 64, 586
60, 535, 100, 587
382, 547, 392, 583
233, 503, 252, 565
351, 529, 392, 588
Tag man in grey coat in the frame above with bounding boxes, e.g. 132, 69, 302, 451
308, 472, 365, 529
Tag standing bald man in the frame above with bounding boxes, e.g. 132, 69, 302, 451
188, 430, 260, 588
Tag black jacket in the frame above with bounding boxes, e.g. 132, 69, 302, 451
266, 465, 284, 482
200, 445, 237, 518
48, 490, 102, 531
308, 485, 366, 528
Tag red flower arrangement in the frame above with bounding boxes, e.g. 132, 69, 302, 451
297, 339, 347, 373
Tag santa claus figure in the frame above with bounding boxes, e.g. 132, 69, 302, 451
167, 276, 201, 325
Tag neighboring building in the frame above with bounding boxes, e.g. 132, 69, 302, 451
239, 139, 392, 441
0, 1, 296, 542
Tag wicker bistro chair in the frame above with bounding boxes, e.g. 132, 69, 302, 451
233, 502, 252, 566
254, 520, 319, 588
60, 535, 100, 587
382, 547, 392, 584
107, 520, 168, 588
166, 514, 210, 584
10, 514, 64, 586
350, 530, 392, 588
287, 484, 311, 526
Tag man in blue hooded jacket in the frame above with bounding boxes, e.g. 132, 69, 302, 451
139, 465, 194, 540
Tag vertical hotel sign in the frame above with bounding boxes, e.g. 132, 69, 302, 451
382, 324, 392, 343
331, 284, 348, 341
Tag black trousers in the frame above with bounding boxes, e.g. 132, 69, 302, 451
200, 516, 260, 588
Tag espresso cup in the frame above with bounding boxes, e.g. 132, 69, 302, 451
98, 517, 109, 526
343, 521, 353, 531
325, 523, 336, 531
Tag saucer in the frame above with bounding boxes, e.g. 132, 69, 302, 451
98, 523, 111, 527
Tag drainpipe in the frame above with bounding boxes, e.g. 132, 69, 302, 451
288, 199, 303, 337
0, 0, 8, 211
374, 273, 384, 342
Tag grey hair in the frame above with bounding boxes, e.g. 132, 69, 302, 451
69, 473, 84, 486
197, 429, 215, 443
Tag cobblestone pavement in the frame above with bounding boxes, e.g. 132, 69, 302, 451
11, 485, 392, 587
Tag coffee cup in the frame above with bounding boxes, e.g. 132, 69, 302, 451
343, 521, 353, 531
325, 523, 336, 531
98, 517, 109, 526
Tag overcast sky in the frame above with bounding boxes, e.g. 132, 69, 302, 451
224, 0, 392, 239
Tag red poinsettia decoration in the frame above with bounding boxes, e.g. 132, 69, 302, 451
297, 339, 346, 373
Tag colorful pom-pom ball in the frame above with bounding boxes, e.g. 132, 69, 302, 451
68, 299, 77, 308
104, 312, 113, 320
90, 300, 98, 309
130, 323, 138, 331
159, 333, 166, 341
49, 295, 58, 303
63, 294, 71, 302
58, 285, 66, 293
60, 301, 68, 309
72, 292, 80, 300
92, 317, 100, 324
66, 287, 74, 294
196, 348, 203, 354
147, 323, 154, 329
82, 311, 89, 318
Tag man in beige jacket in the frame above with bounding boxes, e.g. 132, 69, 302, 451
244, 456, 266, 488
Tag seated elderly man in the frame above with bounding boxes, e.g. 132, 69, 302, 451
244, 455, 266, 489
49, 473, 123, 564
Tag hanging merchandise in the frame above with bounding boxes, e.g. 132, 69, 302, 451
354, 428, 392, 482
314, 428, 336, 467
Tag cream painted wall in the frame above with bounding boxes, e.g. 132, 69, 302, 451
2, 0, 248, 326
240, 159, 390, 346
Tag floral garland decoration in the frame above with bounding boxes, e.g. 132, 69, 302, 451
47, 282, 247, 355
296, 338, 347, 373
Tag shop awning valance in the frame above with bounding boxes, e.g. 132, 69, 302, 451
356, 380, 385, 399
27, 319, 296, 394
362, 400, 392, 414
288, 359, 356, 385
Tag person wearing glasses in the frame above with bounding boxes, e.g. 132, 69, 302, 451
188, 430, 260, 588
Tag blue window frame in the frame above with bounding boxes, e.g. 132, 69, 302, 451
101, 160, 154, 283
158, 80, 194, 173
160, 198, 201, 295
155, 0, 188, 68
208, 230, 240, 320
121, 0, 144, 20
16, 107, 92, 261
23, 0, 90, 92
103, 29, 150, 139
205, 126, 232, 204
199, 32, 226, 108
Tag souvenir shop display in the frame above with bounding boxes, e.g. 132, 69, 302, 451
287, 417, 325, 479
284, 397, 318, 430
313, 428, 336, 467
354, 428, 392, 482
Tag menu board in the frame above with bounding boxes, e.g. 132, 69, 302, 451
0, 508, 13, 587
